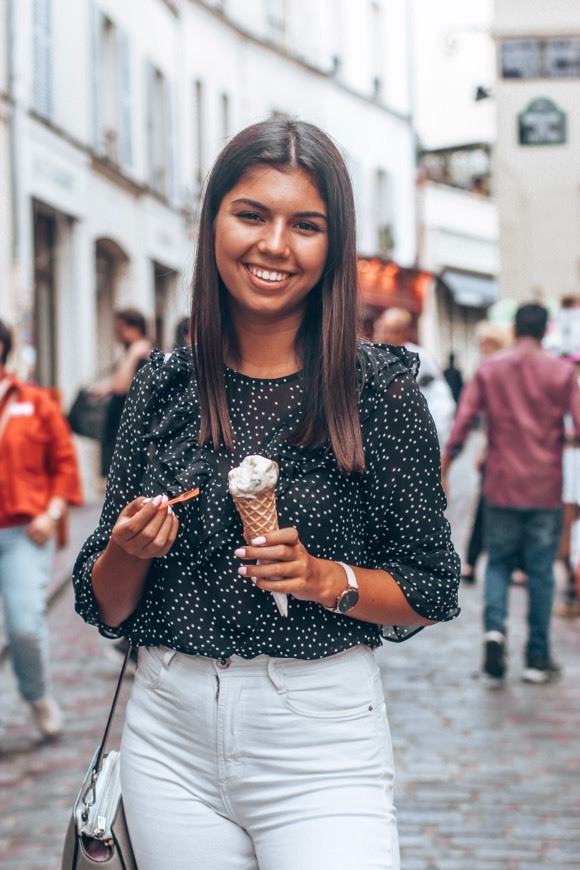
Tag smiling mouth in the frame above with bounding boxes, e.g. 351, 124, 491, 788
246, 265, 292, 283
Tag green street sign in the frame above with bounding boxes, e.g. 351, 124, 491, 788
518, 98, 567, 145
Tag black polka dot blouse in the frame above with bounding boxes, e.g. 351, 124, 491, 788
72, 343, 460, 659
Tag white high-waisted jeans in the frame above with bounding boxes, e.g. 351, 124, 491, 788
121, 644, 400, 870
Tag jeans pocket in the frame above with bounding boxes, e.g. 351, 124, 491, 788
135, 646, 166, 691
279, 651, 376, 721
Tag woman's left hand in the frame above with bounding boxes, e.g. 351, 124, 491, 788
26, 513, 57, 545
234, 527, 331, 605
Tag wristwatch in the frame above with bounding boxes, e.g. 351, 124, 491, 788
47, 505, 63, 522
325, 562, 359, 614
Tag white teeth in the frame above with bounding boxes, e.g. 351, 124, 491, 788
248, 266, 289, 282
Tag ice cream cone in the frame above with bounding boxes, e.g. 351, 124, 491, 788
232, 492, 288, 617
228, 455, 288, 617
232, 491, 279, 538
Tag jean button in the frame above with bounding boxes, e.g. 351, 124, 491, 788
216, 657, 231, 669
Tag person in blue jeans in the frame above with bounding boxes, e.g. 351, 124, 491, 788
0, 319, 83, 739
484, 507, 561, 673
442, 303, 580, 685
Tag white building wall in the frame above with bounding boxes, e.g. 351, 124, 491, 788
0, 0, 13, 324
6, 0, 416, 491
412, 0, 495, 151
421, 183, 499, 275
494, 0, 580, 304
410, 0, 498, 371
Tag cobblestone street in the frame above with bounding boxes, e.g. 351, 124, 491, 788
0, 498, 579, 869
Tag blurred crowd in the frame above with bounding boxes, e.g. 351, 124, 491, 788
1, 296, 579, 745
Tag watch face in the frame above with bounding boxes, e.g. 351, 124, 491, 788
336, 588, 359, 614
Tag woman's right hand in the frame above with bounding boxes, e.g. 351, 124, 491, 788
110, 495, 179, 559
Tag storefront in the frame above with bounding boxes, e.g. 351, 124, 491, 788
357, 255, 434, 341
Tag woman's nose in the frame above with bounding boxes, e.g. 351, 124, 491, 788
257, 221, 290, 257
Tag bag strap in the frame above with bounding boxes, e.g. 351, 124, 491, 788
80, 645, 132, 821
93, 645, 132, 773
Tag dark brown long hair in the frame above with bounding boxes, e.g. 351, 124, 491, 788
190, 115, 364, 473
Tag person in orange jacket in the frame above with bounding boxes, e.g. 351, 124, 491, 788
0, 319, 83, 740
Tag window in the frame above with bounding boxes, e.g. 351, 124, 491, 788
500, 38, 580, 79
193, 79, 204, 188
32, 0, 52, 118
221, 92, 230, 141
370, 0, 383, 99
544, 39, 580, 78
375, 169, 393, 257
93, 8, 132, 168
266, 0, 286, 42
33, 207, 57, 386
147, 63, 176, 200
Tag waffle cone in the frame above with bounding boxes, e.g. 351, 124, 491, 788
233, 491, 278, 537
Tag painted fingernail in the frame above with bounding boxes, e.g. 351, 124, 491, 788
238, 566, 248, 576
168, 506, 175, 515
234, 547, 246, 557
161, 494, 169, 503
142, 497, 152, 503
152, 495, 163, 506
251, 536, 266, 545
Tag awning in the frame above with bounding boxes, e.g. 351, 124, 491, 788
440, 269, 498, 308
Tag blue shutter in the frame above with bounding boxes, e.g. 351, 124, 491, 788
118, 28, 132, 169
166, 79, 177, 204
32, 0, 52, 117
91, 1, 106, 154
145, 59, 156, 188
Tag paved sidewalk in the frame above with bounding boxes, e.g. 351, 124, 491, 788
0, 494, 579, 868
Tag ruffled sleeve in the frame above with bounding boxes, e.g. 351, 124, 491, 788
72, 348, 200, 636
358, 343, 461, 641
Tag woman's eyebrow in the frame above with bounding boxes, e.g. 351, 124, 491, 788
230, 197, 328, 222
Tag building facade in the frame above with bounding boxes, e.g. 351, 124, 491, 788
2, 0, 417, 491
494, 0, 580, 306
411, 0, 499, 377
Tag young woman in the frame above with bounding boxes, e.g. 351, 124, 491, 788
73, 116, 460, 869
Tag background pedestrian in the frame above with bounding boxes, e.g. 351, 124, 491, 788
91, 308, 152, 476
442, 303, 580, 685
373, 307, 456, 449
459, 321, 513, 584
0, 318, 83, 740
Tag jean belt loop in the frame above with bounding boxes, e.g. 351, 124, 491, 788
267, 657, 286, 695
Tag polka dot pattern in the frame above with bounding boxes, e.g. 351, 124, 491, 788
73, 343, 460, 658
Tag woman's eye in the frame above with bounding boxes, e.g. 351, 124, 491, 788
236, 210, 263, 221
295, 220, 322, 233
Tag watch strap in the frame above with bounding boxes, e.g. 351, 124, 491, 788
324, 561, 358, 613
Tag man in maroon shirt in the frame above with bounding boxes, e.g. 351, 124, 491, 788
442, 304, 580, 685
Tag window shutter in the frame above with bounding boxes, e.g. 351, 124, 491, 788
32, 0, 52, 118
118, 28, 133, 170
91, 1, 107, 154
166, 79, 177, 204
145, 59, 156, 188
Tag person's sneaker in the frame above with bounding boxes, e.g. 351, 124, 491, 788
522, 658, 562, 684
554, 600, 580, 618
482, 630, 506, 686
31, 696, 64, 739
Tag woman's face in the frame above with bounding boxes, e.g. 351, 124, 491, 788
214, 165, 329, 323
